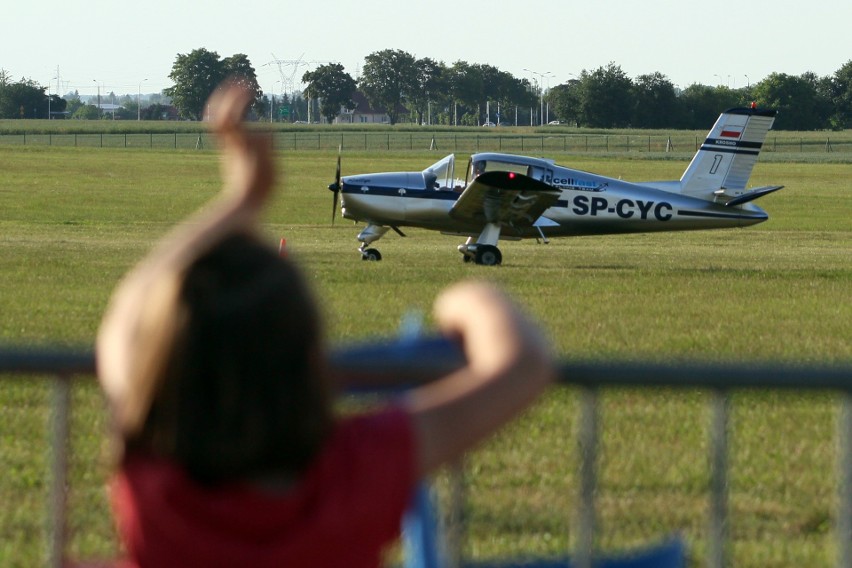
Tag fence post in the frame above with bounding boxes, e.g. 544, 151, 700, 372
709, 390, 730, 568
839, 393, 852, 568
576, 387, 598, 568
47, 374, 70, 568
445, 462, 466, 568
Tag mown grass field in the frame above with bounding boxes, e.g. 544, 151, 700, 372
1, 144, 850, 567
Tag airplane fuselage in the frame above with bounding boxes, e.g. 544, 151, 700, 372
340, 153, 768, 239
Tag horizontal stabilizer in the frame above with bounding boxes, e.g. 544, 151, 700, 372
716, 185, 784, 207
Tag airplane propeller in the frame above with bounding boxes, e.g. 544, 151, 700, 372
327, 147, 342, 224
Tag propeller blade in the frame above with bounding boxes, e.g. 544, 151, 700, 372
328, 147, 342, 224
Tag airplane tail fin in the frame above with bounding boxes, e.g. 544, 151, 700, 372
679, 107, 777, 201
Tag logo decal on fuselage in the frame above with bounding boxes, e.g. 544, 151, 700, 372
546, 175, 607, 192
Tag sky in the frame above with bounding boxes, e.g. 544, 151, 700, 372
4, 0, 851, 99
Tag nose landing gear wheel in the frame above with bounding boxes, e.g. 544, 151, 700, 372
361, 248, 382, 261
474, 245, 502, 266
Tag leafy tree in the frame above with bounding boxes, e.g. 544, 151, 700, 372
751, 72, 827, 130
444, 61, 484, 125
0, 78, 49, 118
302, 63, 357, 124
165, 48, 226, 119
408, 57, 447, 125
631, 72, 678, 128
64, 91, 84, 116
826, 60, 852, 129
141, 103, 172, 120
496, 72, 536, 125
577, 63, 633, 128
476, 64, 530, 124
222, 53, 263, 109
72, 104, 100, 120
360, 49, 418, 125
547, 80, 582, 126
47, 94, 66, 117
677, 84, 742, 129
164, 49, 260, 120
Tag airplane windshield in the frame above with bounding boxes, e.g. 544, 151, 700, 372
423, 154, 464, 191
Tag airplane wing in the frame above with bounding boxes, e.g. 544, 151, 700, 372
449, 171, 561, 228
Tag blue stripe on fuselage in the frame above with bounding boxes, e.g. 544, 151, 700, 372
342, 185, 460, 201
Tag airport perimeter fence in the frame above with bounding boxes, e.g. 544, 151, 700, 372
2, 345, 851, 568
0, 131, 849, 156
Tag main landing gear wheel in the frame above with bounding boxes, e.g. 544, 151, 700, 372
361, 248, 382, 261
475, 245, 502, 266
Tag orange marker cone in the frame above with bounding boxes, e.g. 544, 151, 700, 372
278, 237, 288, 258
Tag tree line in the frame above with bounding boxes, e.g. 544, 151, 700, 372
2, 51, 851, 130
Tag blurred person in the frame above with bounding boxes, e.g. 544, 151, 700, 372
95, 81, 555, 568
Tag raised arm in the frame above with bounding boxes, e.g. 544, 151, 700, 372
405, 281, 556, 477
96, 83, 274, 429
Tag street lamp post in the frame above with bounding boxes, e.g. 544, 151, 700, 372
138, 79, 148, 121
92, 79, 100, 117
524, 68, 552, 126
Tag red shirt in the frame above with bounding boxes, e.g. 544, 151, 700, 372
111, 407, 416, 568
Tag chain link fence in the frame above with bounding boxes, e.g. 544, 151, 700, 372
0, 131, 849, 156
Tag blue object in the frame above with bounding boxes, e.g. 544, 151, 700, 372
401, 481, 686, 568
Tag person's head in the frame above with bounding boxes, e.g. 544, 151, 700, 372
114, 233, 332, 483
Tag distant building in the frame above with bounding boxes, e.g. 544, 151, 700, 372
336, 91, 408, 124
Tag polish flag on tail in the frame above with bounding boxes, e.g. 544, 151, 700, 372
720, 125, 744, 139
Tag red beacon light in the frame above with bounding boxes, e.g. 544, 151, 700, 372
508, 172, 516, 179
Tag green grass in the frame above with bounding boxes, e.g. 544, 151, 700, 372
1, 145, 850, 566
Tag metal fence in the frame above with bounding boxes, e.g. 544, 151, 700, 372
1, 345, 850, 568
0, 131, 849, 155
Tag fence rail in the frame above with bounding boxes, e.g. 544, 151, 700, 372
2, 345, 851, 568
0, 131, 849, 155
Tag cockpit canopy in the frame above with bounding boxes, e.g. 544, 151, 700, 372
422, 154, 466, 192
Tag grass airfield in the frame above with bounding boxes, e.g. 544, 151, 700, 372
1, 145, 850, 566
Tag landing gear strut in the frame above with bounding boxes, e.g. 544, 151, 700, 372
458, 223, 504, 266
360, 246, 382, 261
356, 225, 389, 262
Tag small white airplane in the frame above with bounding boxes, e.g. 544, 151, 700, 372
327, 106, 782, 265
